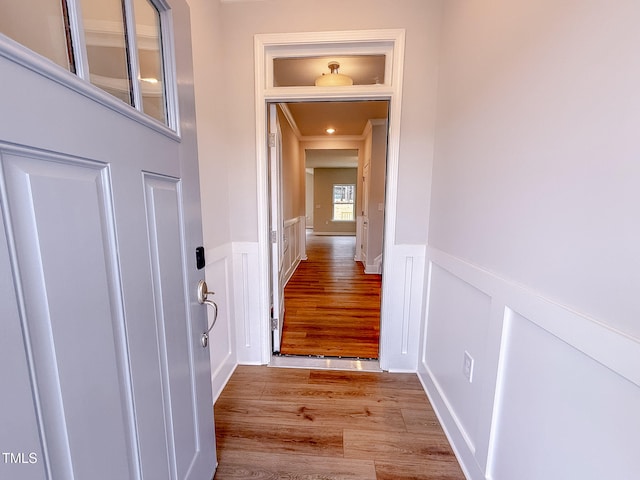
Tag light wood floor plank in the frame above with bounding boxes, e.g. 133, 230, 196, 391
309, 370, 424, 391
374, 457, 466, 480
215, 398, 408, 432
343, 429, 455, 461
225, 365, 311, 384
215, 451, 377, 480
260, 378, 431, 409
216, 421, 343, 457
401, 407, 444, 434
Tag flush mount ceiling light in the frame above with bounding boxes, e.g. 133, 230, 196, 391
325, 128, 336, 134
315, 61, 353, 86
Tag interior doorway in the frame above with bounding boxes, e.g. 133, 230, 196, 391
255, 29, 405, 369
268, 100, 389, 360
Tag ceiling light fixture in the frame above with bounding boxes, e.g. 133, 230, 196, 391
326, 128, 336, 134
315, 61, 353, 87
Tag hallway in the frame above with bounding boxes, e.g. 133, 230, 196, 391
279, 234, 382, 359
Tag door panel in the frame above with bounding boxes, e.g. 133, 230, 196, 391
1, 151, 135, 479
0, 204, 47, 480
143, 174, 198, 478
0, 1, 215, 478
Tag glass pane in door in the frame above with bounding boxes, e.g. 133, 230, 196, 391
134, 0, 166, 124
80, 0, 133, 105
0, 0, 74, 71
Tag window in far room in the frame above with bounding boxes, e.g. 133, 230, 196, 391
333, 184, 355, 221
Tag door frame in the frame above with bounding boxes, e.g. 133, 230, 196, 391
254, 29, 406, 366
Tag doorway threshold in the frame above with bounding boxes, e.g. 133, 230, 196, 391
269, 355, 381, 372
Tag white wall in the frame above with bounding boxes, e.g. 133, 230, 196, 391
421, 1, 640, 478
188, 0, 231, 249
429, 0, 640, 335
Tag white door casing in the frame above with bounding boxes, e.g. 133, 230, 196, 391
362, 160, 371, 265
0, 1, 216, 479
269, 104, 286, 352
254, 30, 406, 368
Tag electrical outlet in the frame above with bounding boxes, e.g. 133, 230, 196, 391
463, 351, 474, 383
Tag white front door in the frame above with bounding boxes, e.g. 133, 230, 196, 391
269, 104, 285, 352
0, 2, 216, 479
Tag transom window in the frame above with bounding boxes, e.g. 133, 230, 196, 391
333, 184, 355, 221
0, 0, 171, 127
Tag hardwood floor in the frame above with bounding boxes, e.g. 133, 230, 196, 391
280, 234, 381, 359
213, 365, 466, 479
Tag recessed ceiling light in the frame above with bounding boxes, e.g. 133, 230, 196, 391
326, 128, 335, 134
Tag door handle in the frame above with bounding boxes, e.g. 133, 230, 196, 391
197, 280, 218, 348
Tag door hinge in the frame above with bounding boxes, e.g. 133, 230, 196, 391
271, 317, 278, 331
268, 132, 276, 148
270, 230, 277, 243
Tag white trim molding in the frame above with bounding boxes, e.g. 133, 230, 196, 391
282, 216, 305, 285
254, 29, 406, 368
203, 242, 237, 401
380, 244, 426, 372
231, 241, 264, 364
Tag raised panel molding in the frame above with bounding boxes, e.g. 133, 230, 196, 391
487, 309, 640, 480
424, 264, 492, 457
142, 173, 199, 477
0, 148, 136, 479
282, 216, 305, 286
380, 244, 426, 372
419, 246, 640, 480
204, 242, 237, 401
231, 242, 263, 364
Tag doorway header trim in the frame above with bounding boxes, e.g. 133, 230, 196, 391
255, 29, 405, 94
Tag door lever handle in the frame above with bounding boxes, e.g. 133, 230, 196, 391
197, 280, 218, 348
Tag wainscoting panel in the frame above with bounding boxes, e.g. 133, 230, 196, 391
204, 243, 237, 401
487, 309, 640, 480
424, 265, 492, 456
380, 244, 426, 372
282, 216, 305, 286
419, 247, 640, 480
231, 242, 263, 364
